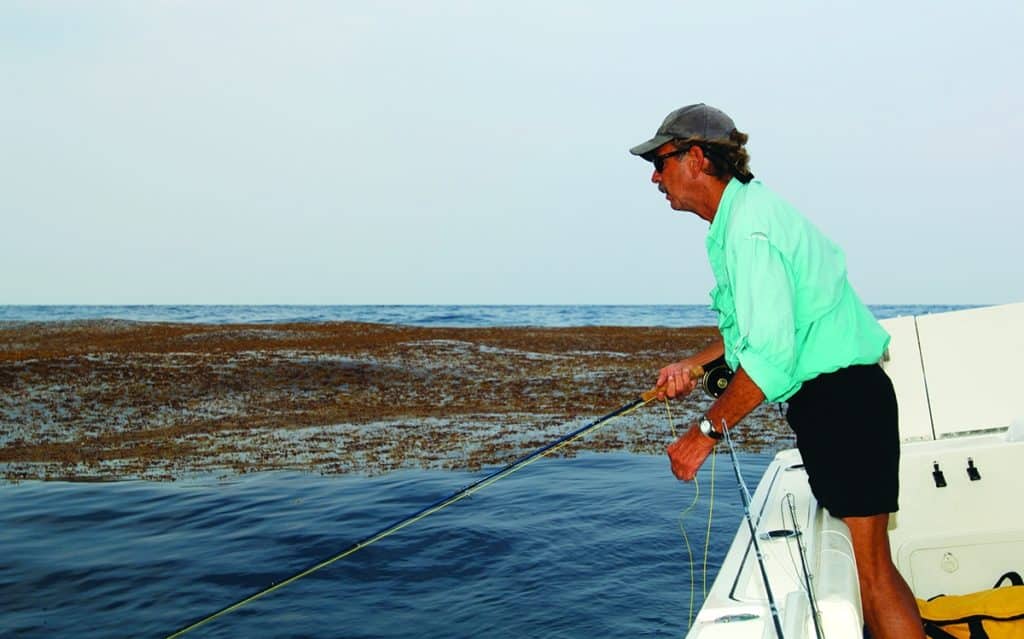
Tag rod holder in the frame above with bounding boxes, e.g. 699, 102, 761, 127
966, 457, 981, 481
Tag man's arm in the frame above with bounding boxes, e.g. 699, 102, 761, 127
666, 366, 765, 481
704, 366, 764, 434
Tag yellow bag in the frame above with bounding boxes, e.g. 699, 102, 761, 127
918, 573, 1024, 639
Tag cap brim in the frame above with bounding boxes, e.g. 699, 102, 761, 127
629, 134, 674, 159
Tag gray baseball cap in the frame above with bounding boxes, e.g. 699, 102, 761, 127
629, 103, 737, 160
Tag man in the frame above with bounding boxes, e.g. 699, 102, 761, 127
629, 103, 924, 639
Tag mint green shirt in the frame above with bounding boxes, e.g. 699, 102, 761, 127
706, 179, 890, 402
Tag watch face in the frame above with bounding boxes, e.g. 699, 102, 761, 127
700, 417, 722, 439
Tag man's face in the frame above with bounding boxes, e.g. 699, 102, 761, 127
649, 141, 696, 213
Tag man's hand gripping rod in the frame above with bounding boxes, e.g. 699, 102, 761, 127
641, 364, 706, 402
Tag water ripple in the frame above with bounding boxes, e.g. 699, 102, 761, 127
0, 452, 769, 638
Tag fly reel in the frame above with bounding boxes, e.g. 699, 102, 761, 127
700, 355, 734, 398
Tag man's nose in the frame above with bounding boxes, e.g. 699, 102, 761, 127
651, 169, 661, 183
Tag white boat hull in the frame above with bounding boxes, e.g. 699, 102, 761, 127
685, 303, 1024, 638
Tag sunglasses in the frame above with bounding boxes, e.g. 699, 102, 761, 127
652, 145, 693, 173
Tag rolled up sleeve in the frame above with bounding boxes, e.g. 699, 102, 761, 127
729, 233, 799, 402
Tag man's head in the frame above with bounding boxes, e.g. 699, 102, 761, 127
630, 103, 754, 219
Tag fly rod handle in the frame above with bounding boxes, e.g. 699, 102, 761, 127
641, 364, 705, 402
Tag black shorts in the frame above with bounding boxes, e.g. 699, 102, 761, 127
785, 364, 900, 518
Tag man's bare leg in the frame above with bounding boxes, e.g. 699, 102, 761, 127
843, 513, 925, 638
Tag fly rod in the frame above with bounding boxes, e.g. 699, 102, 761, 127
722, 419, 785, 639
163, 370, 703, 639
785, 493, 824, 639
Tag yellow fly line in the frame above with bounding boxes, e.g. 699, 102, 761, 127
664, 398, 719, 629
165, 393, 719, 639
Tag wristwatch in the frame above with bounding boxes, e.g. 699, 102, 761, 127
699, 415, 724, 441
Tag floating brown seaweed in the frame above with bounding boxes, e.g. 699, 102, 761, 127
0, 321, 792, 481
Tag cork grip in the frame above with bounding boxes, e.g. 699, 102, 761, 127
641, 365, 705, 402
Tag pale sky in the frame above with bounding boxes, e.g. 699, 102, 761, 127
3, 1, 1022, 305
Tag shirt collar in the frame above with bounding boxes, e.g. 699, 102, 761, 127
706, 178, 743, 249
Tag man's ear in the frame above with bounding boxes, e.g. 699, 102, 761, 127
686, 145, 707, 178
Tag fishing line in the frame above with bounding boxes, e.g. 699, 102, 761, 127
664, 399, 718, 629
665, 398, 700, 626
164, 392, 661, 639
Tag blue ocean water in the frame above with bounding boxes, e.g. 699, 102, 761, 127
0, 304, 973, 638
1, 453, 767, 639
0, 303, 973, 327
